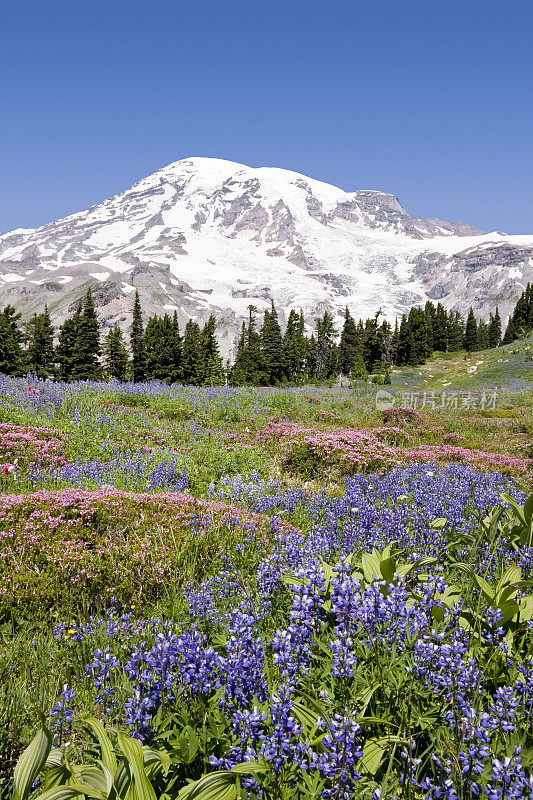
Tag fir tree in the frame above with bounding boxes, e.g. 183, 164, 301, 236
282, 309, 307, 383
304, 333, 318, 379
260, 302, 284, 385
350, 350, 368, 380
0, 305, 24, 376
171, 311, 182, 383
229, 306, 265, 385
103, 325, 129, 381
315, 311, 337, 380
476, 320, 490, 350
447, 311, 465, 352
24, 306, 55, 377
199, 315, 225, 385
70, 288, 102, 380
502, 316, 517, 345
464, 307, 478, 352
56, 308, 82, 381
144, 315, 177, 382
338, 308, 359, 376
181, 320, 202, 384
488, 310, 500, 348
433, 303, 449, 352
131, 291, 145, 382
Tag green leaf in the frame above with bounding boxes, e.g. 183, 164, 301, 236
177, 772, 235, 800
430, 518, 447, 529
473, 573, 495, 603
230, 762, 269, 775
83, 719, 117, 776
292, 701, 320, 733
379, 557, 397, 583
496, 566, 521, 595
78, 767, 108, 795
116, 732, 156, 800
519, 596, 533, 622
113, 761, 132, 800
360, 739, 386, 775
361, 552, 381, 582
31, 788, 86, 800
14, 727, 53, 800
499, 599, 520, 625
360, 736, 404, 776
142, 748, 170, 779
354, 682, 380, 716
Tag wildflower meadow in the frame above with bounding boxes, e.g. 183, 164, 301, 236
1, 375, 532, 800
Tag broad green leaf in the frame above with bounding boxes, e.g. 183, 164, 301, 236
177, 772, 235, 800
519, 596, 533, 622
142, 748, 171, 778
360, 739, 386, 775
430, 518, 447, 528
360, 736, 404, 775
44, 750, 64, 771
497, 566, 521, 595
14, 727, 53, 800
84, 719, 117, 776
499, 599, 520, 625
293, 701, 320, 732
113, 761, 132, 800
230, 762, 269, 775
473, 573, 495, 603
379, 557, 396, 583
32, 788, 85, 800
361, 552, 381, 582
354, 682, 380, 716
78, 767, 108, 795
116, 733, 156, 800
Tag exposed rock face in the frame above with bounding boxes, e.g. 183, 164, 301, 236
1, 156, 532, 357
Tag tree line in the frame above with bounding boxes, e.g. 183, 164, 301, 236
0, 284, 531, 385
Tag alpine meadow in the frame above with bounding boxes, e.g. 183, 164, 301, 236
2, 2, 533, 799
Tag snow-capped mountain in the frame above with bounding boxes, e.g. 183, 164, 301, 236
1, 156, 532, 354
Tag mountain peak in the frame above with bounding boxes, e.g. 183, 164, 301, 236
0, 157, 532, 355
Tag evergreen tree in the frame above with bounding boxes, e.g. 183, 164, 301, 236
350, 350, 368, 380
433, 303, 449, 352
489, 307, 502, 348
282, 309, 307, 383
476, 320, 490, 350
464, 307, 478, 352
502, 316, 517, 345
56, 308, 82, 381
304, 333, 318, 380
0, 305, 24, 376
315, 311, 338, 380
230, 323, 248, 386
424, 301, 436, 352
338, 308, 359, 376
260, 302, 284, 385
70, 288, 102, 380
447, 311, 465, 352
229, 306, 265, 385
131, 291, 145, 382
25, 306, 55, 377
171, 312, 182, 382
144, 315, 177, 382
199, 315, 225, 385
103, 325, 129, 381
181, 320, 202, 384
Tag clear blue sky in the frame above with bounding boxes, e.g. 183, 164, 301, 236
1, 0, 532, 234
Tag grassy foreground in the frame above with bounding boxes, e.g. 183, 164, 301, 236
1, 368, 532, 800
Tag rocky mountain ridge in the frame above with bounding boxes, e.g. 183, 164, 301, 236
1, 156, 532, 355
